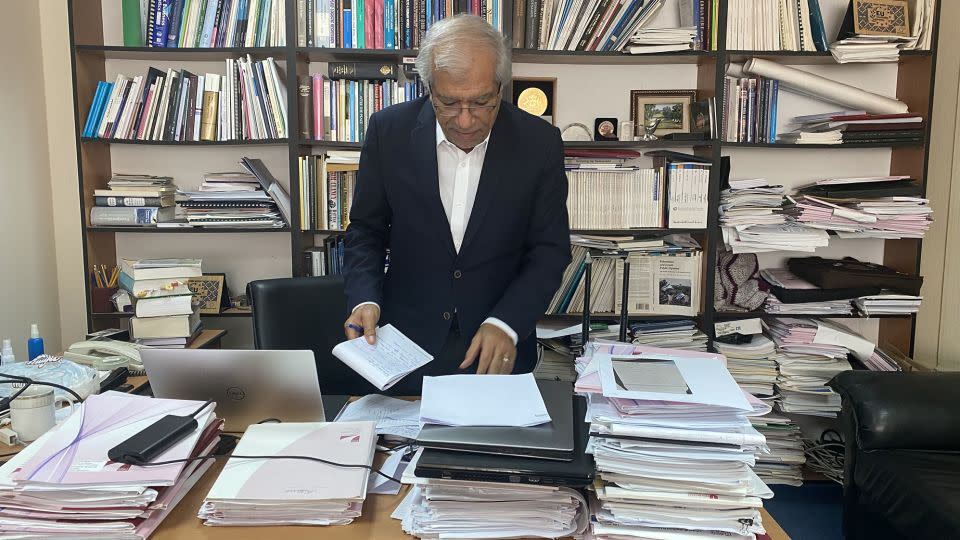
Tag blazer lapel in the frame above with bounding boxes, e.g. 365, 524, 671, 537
410, 98, 457, 257
459, 105, 508, 255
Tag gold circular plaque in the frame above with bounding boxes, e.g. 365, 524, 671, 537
517, 87, 548, 116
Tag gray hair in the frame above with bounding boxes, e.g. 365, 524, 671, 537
415, 15, 511, 90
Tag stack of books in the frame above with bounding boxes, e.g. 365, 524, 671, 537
785, 111, 924, 145
726, 0, 827, 52
199, 422, 376, 526
298, 151, 360, 231
721, 75, 780, 143
628, 319, 708, 351
124, 0, 286, 47
121, 258, 203, 347
298, 0, 503, 48
300, 64, 424, 142
749, 413, 805, 486
82, 56, 288, 142
0, 392, 221, 538
90, 174, 177, 227
575, 342, 772, 540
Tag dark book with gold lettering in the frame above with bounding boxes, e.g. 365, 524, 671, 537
327, 62, 398, 80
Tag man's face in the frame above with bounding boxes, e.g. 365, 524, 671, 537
430, 48, 501, 152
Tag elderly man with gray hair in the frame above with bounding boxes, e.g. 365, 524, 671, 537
342, 14, 571, 395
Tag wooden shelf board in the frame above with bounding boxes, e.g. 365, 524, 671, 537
541, 313, 700, 321
74, 45, 287, 61
86, 226, 292, 233
512, 49, 715, 65
721, 141, 923, 149
298, 47, 420, 62
300, 140, 363, 148
726, 49, 932, 65
713, 311, 916, 320
91, 308, 252, 319
81, 137, 289, 146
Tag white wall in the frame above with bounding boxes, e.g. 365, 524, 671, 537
0, 2, 63, 358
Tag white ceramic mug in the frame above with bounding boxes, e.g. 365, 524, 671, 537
10, 386, 79, 443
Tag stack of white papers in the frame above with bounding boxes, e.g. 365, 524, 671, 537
763, 318, 871, 417
785, 195, 933, 239
397, 476, 588, 538
629, 319, 709, 351
830, 37, 903, 63
778, 130, 843, 144
199, 422, 376, 526
420, 373, 551, 427
749, 413, 805, 486
722, 223, 830, 253
854, 294, 922, 315
764, 295, 854, 316
335, 394, 421, 440
332, 324, 433, 391
714, 335, 781, 397
574, 342, 774, 540
0, 392, 221, 539
626, 27, 697, 54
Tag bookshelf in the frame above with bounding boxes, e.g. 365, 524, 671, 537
69, 0, 941, 355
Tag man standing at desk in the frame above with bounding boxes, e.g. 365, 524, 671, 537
342, 14, 571, 393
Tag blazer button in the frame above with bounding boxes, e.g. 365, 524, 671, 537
453, 270, 462, 279
443, 312, 452, 320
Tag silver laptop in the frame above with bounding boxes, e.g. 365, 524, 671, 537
415, 380, 576, 461
141, 349, 325, 432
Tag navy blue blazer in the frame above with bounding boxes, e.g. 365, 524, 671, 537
343, 96, 571, 373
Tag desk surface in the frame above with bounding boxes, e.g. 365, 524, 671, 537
187, 329, 227, 349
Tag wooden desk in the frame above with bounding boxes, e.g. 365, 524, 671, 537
188, 329, 228, 349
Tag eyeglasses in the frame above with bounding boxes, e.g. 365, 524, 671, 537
430, 84, 501, 118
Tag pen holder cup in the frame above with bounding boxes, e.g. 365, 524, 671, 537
91, 287, 119, 313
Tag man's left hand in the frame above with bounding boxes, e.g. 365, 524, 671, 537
460, 323, 517, 375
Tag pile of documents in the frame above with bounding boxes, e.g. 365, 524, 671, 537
785, 194, 932, 239
575, 342, 774, 539
335, 394, 421, 440
764, 295, 853, 316
785, 111, 925, 146
720, 181, 786, 227
0, 392, 222, 538
199, 422, 376, 526
626, 27, 697, 54
177, 170, 285, 228
723, 222, 830, 254
629, 319, 708, 351
860, 343, 907, 372
713, 335, 780, 397
763, 318, 874, 417
854, 294, 922, 315
749, 413, 805, 486
830, 37, 903, 63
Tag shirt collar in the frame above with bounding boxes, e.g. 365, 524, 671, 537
435, 121, 491, 152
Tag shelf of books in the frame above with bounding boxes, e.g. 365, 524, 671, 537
71, 0, 940, 393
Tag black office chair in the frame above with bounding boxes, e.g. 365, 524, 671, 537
247, 276, 379, 397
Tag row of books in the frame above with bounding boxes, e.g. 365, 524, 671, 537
82, 56, 287, 142
721, 76, 780, 143
296, 0, 503, 48
726, 0, 827, 52
297, 65, 425, 142
305, 235, 348, 276
298, 152, 360, 230
125, 0, 287, 48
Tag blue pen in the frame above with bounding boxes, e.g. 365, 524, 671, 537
346, 323, 364, 333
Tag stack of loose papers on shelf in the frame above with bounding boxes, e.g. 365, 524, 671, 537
714, 335, 780, 398
764, 295, 853, 316
626, 27, 697, 54
628, 319, 708, 351
830, 37, 903, 63
574, 341, 774, 540
785, 195, 932, 239
723, 222, 830, 253
199, 422, 376, 526
177, 171, 285, 228
0, 392, 222, 539
763, 318, 873, 417
720, 179, 790, 253
749, 413, 805, 486
778, 130, 842, 145
854, 294, 922, 316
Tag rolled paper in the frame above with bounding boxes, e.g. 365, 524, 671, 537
742, 57, 909, 115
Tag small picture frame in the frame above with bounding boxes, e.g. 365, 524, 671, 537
629, 90, 697, 136
512, 77, 557, 125
187, 273, 225, 315
594, 118, 618, 141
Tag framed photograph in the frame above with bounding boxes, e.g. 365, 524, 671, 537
187, 273, 225, 315
512, 77, 556, 125
629, 90, 697, 135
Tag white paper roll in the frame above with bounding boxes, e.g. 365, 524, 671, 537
726, 62, 747, 78
742, 58, 909, 115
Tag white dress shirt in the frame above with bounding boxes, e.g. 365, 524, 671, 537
352, 122, 518, 346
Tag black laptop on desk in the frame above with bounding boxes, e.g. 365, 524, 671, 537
415, 379, 575, 460
414, 394, 594, 488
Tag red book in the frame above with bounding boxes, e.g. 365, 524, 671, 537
313, 75, 324, 140
365, 0, 375, 49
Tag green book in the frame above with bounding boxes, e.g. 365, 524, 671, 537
356, 0, 365, 48
122, 0, 144, 46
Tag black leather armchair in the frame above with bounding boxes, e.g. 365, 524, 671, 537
248, 276, 380, 396
828, 371, 960, 540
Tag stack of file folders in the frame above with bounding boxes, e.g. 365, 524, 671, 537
763, 318, 874, 417
199, 422, 376, 526
575, 341, 774, 539
628, 319, 708, 351
854, 294, 922, 315
785, 194, 932, 239
0, 392, 222, 538
713, 335, 780, 397
722, 222, 829, 254
748, 413, 805, 486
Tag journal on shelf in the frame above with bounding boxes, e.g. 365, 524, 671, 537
122, 0, 288, 47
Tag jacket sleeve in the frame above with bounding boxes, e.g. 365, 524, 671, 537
488, 127, 571, 341
343, 114, 391, 309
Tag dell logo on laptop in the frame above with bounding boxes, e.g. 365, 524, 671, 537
226, 387, 246, 401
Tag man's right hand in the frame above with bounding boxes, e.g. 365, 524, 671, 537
344, 304, 380, 344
